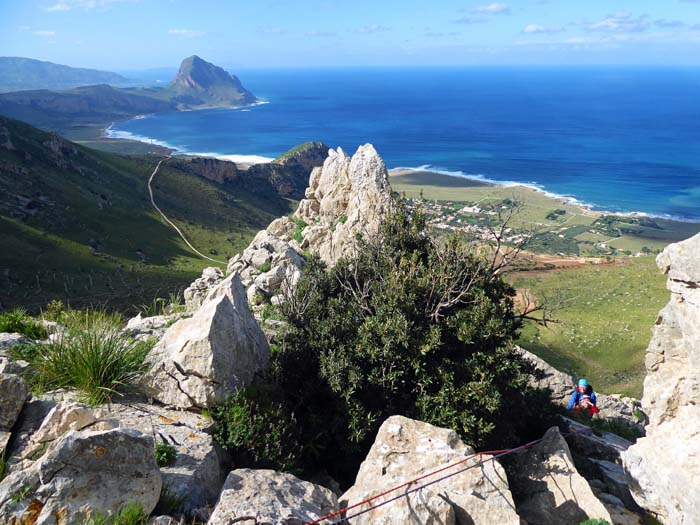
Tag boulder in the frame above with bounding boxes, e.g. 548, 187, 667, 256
519, 346, 575, 403
104, 402, 223, 513
0, 373, 29, 452
183, 266, 225, 311
0, 428, 162, 525
208, 469, 337, 525
0, 333, 31, 353
622, 233, 700, 524
124, 312, 188, 341
142, 273, 270, 409
341, 415, 520, 525
509, 427, 612, 525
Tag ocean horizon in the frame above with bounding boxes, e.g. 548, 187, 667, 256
108, 66, 700, 222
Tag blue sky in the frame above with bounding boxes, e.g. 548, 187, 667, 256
2, 0, 700, 70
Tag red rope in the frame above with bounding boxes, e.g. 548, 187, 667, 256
304, 438, 541, 525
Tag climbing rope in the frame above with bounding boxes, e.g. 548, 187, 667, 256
305, 426, 592, 525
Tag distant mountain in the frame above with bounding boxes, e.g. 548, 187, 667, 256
0, 57, 130, 93
164, 55, 257, 109
0, 56, 257, 145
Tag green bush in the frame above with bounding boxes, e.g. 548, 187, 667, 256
0, 308, 47, 339
212, 386, 301, 473
154, 443, 177, 468
22, 314, 151, 405
249, 200, 555, 484
260, 260, 272, 273
579, 520, 611, 525
293, 218, 308, 245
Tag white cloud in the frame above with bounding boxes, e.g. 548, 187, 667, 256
33, 30, 56, 36
585, 12, 649, 33
47, 0, 138, 12
523, 24, 562, 34
167, 29, 205, 37
356, 24, 389, 34
468, 3, 510, 15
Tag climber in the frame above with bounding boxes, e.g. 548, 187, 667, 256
567, 378, 599, 417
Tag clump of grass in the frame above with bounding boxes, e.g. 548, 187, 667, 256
293, 218, 307, 245
87, 502, 149, 525
23, 313, 151, 405
137, 291, 186, 317
260, 260, 272, 273
0, 308, 47, 340
154, 442, 177, 468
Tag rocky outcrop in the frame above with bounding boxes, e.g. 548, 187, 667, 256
0, 428, 162, 525
168, 155, 239, 184
124, 312, 189, 341
184, 266, 225, 311
622, 233, 700, 524
509, 427, 612, 525
222, 144, 394, 309
208, 469, 337, 525
341, 415, 520, 525
142, 273, 270, 409
296, 144, 393, 265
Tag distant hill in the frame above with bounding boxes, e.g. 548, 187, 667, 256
0, 56, 257, 147
0, 116, 306, 311
0, 57, 130, 93
165, 55, 257, 109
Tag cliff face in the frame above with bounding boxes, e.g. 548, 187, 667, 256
622, 233, 700, 524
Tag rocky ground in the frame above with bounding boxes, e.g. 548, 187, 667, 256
0, 144, 697, 524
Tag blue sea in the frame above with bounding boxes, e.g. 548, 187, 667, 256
109, 67, 700, 221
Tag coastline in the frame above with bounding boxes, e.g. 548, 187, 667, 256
390, 166, 700, 225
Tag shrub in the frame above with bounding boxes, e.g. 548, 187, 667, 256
260, 260, 272, 273
154, 443, 177, 468
579, 520, 610, 525
212, 386, 302, 473
23, 314, 151, 405
0, 308, 47, 339
267, 200, 555, 483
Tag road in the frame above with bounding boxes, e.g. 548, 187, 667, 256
147, 159, 226, 265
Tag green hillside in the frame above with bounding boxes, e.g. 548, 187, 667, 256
0, 116, 295, 312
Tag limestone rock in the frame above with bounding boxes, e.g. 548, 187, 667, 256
0, 373, 29, 452
124, 312, 189, 341
519, 346, 575, 403
0, 428, 162, 525
341, 415, 520, 525
295, 144, 393, 265
510, 427, 612, 525
183, 266, 224, 311
208, 469, 337, 525
142, 273, 270, 409
104, 402, 223, 513
622, 233, 700, 524
0, 332, 31, 353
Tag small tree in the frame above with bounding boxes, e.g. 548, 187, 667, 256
272, 199, 554, 483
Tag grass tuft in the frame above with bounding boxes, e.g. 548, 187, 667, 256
0, 308, 47, 339
154, 442, 177, 468
21, 312, 151, 405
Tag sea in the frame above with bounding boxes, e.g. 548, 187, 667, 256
108, 67, 700, 221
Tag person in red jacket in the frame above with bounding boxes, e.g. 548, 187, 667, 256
567, 378, 600, 417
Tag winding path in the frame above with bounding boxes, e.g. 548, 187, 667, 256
147, 159, 226, 264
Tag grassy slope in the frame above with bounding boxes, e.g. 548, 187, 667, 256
0, 116, 294, 312
391, 170, 679, 397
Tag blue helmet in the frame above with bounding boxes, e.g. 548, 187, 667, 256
578, 378, 589, 387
